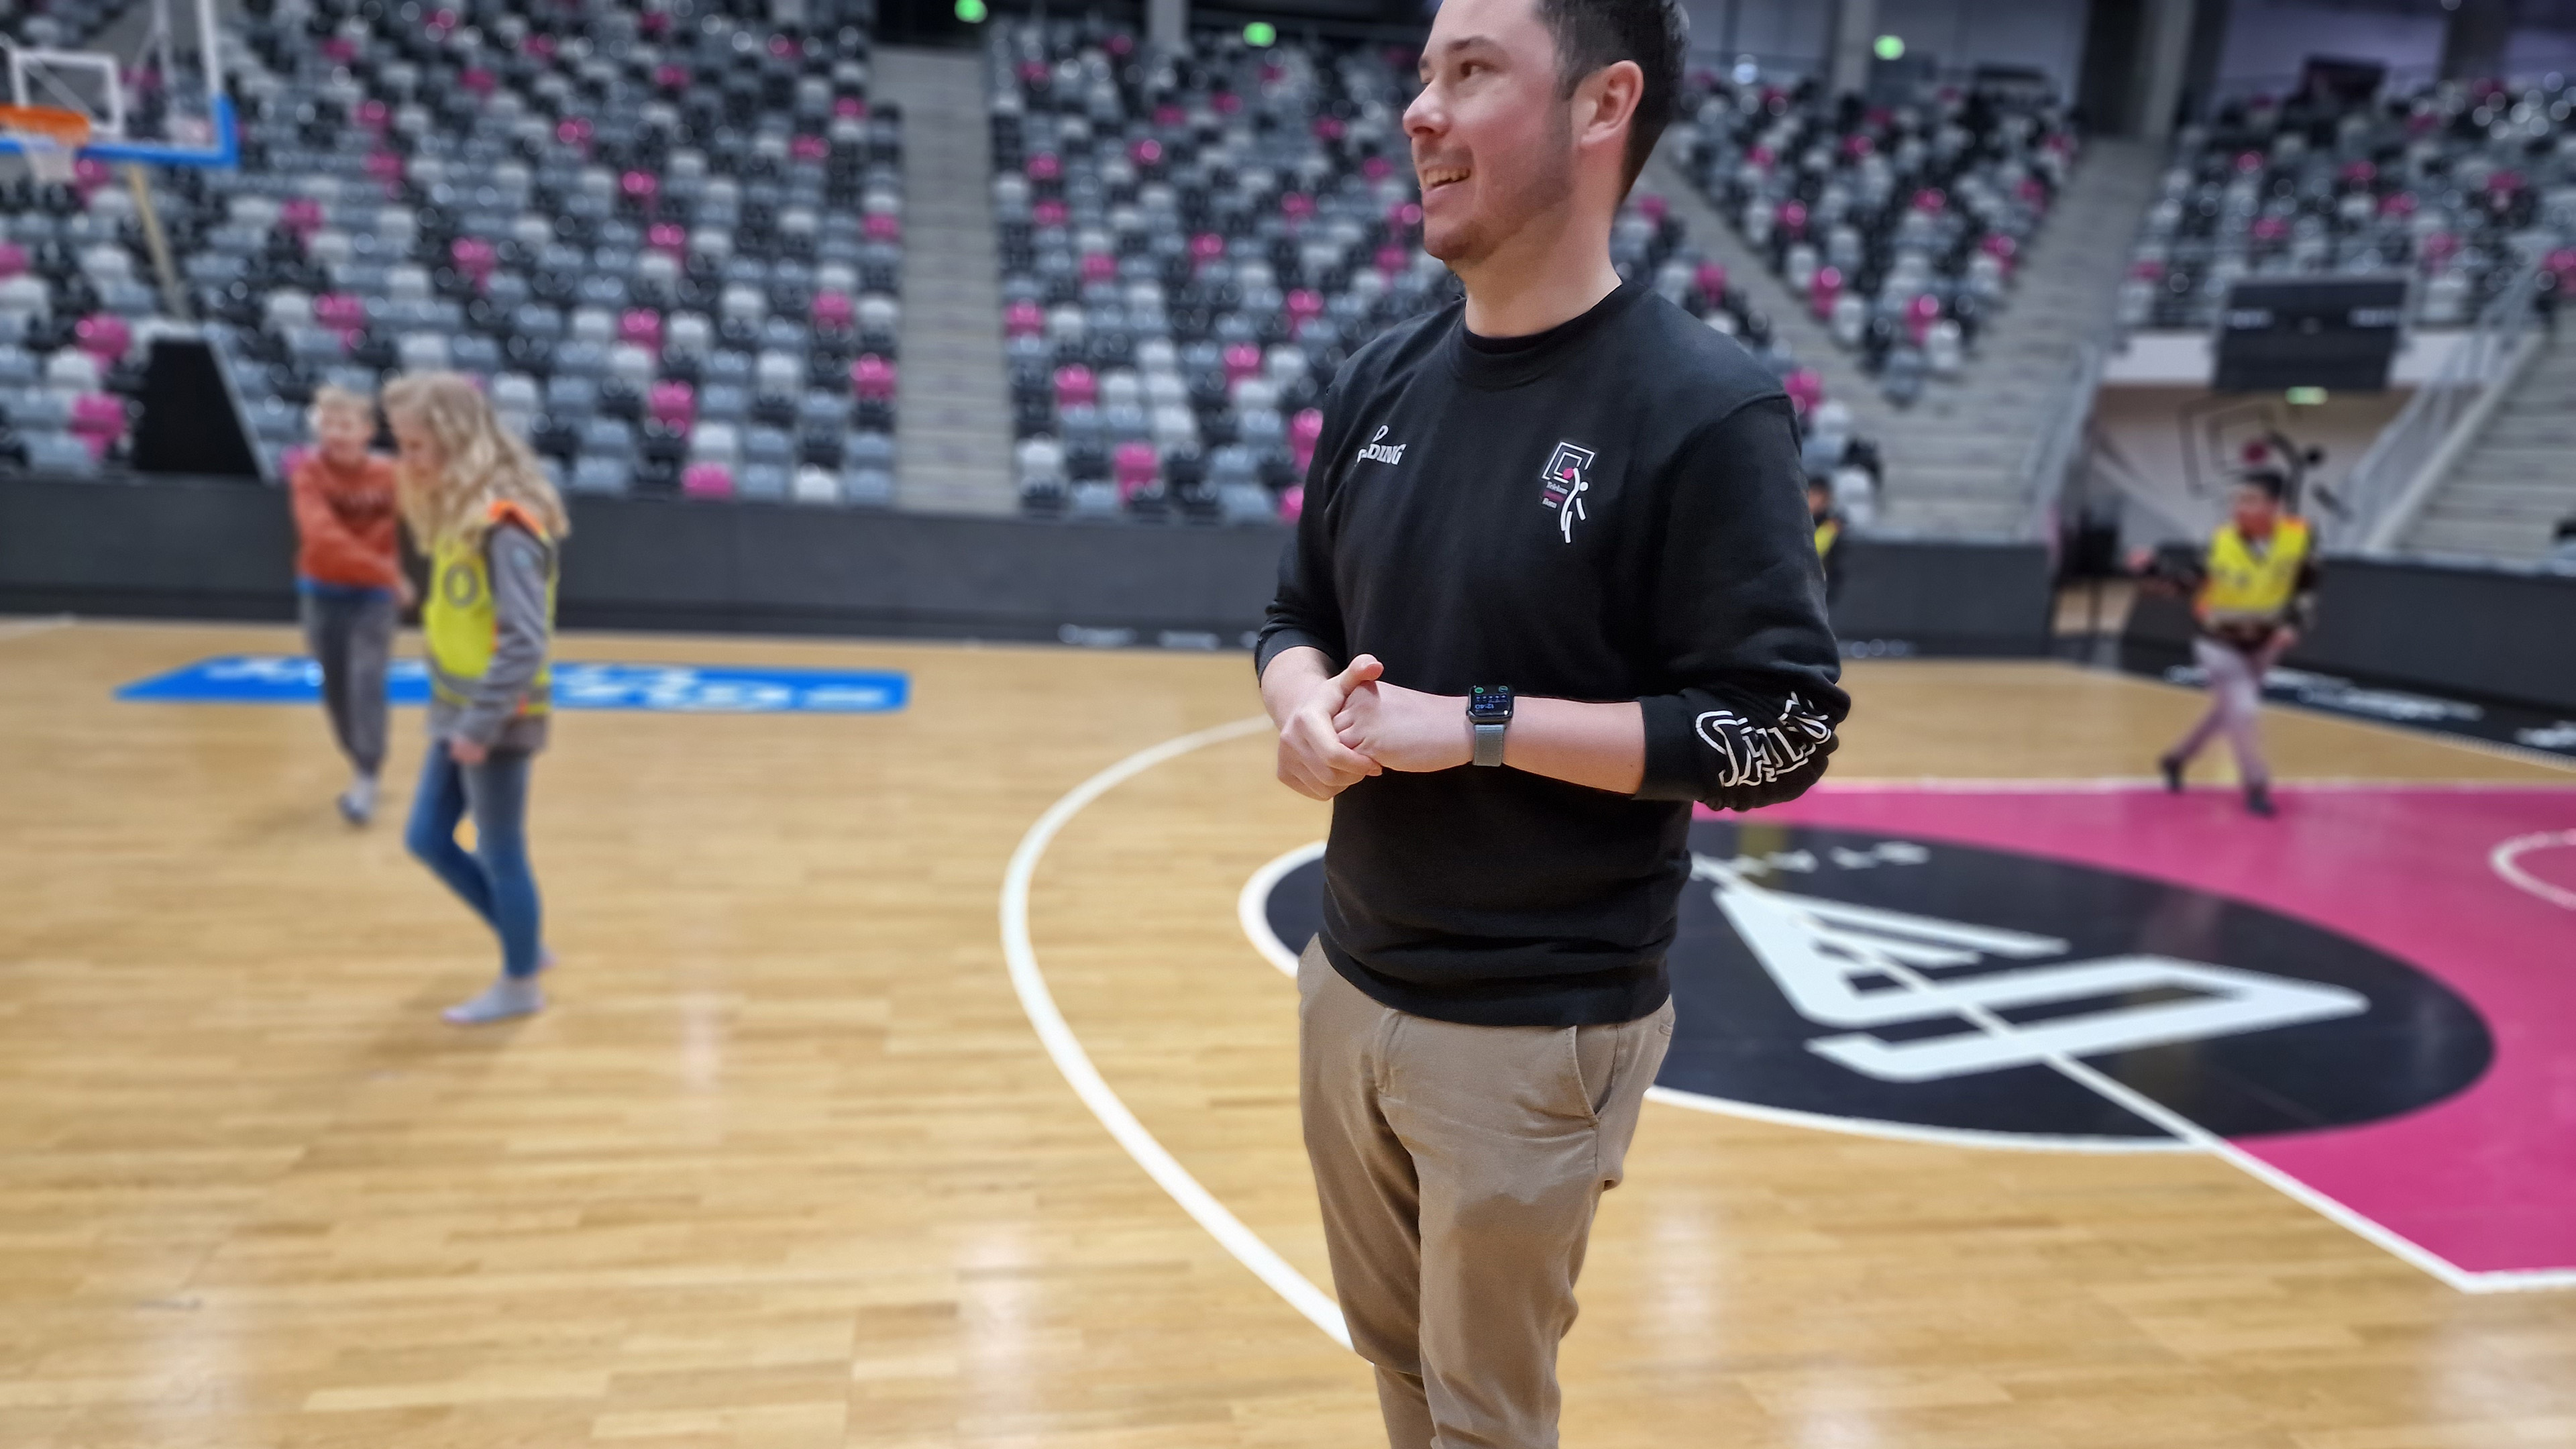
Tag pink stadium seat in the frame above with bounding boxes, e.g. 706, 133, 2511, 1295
864, 214, 902, 243
451, 237, 497, 280
647, 223, 687, 255
604, 313, 655, 361
70, 394, 125, 451
621, 170, 659, 208
315, 293, 366, 330
1222, 343, 1262, 386
682, 462, 734, 499
852, 355, 896, 402
1904, 294, 1941, 346
1809, 264, 1842, 319
1051, 364, 1096, 410
279, 199, 324, 235
74, 314, 130, 366
792, 135, 828, 162
1003, 300, 1043, 337
1290, 408, 1324, 472
1114, 441, 1158, 500
1783, 370, 1823, 417
813, 290, 857, 330
1078, 250, 1114, 283
1695, 261, 1727, 299
1278, 485, 1304, 523
648, 380, 695, 430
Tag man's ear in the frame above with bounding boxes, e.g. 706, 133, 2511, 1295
1576, 58, 1645, 154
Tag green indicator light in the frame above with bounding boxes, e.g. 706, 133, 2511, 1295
1245, 21, 1277, 46
2286, 386, 2327, 405
1873, 34, 1904, 61
955, 0, 987, 20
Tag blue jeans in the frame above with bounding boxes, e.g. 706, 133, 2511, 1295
405, 741, 544, 979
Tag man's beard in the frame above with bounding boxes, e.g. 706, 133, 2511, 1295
1423, 111, 1576, 270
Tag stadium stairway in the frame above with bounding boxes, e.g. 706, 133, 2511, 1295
1644, 141, 1900, 446
878, 45, 1017, 515
1659, 136, 2164, 539
2402, 325, 2576, 564
1876, 138, 2163, 538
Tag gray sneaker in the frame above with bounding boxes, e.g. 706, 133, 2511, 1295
442, 976, 544, 1026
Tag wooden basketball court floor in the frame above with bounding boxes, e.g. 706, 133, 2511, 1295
3, 616, 2572, 1449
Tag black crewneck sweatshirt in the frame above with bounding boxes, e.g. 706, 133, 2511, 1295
1257, 281, 1848, 1028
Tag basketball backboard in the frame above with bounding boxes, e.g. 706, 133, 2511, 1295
0, 0, 235, 168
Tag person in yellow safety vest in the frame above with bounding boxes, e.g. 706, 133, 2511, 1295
2156, 470, 2316, 817
384, 372, 569, 1025
1808, 476, 1845, 604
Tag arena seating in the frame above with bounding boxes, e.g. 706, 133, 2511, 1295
2123, 78, 2576, 331
0, 0, 904, 506
1668, 72, 2076, 407
986, 21, 1880, 525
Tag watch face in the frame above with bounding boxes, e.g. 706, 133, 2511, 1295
1468, 687, 1513, 721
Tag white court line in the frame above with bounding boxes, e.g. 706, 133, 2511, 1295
1017, 727, 2573, 1354
999, 716, 1352, 1348
0, 614, 71, 643
2492, 830, 2576, 912
1234, 841, 2188, 1157
1817, 776, 2576, 792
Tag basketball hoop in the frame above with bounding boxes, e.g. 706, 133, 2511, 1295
0, 105, 94, 184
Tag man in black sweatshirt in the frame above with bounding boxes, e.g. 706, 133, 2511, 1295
1254, 0, 1845, 1442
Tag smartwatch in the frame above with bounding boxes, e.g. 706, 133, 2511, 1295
1467, 686, 1514, 767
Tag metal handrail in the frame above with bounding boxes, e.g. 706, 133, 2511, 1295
2018, 339, 2102, 545
2330, 260, 2542, 553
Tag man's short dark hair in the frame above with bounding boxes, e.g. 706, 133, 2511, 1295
2237, 469, 2288, 502
2557, 514, 2576, 543
1534, 0, 1686, 195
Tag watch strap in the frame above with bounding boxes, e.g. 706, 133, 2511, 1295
1471, 718, 1508, 767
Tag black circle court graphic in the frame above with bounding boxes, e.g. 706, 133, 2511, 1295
1261, 820, 2491, 1143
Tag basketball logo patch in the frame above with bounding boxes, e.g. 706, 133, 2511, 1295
1540, 440, 1595, 543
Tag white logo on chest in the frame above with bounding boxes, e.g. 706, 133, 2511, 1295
1540, 440, 1596, 542
1354, 423, 1407, 466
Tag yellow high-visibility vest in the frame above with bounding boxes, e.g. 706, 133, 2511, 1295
1813, 516, 1841, 559
2197, 516, 2310, 624
424, 500, 556, 716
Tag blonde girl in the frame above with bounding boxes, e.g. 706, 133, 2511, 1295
383, 372, 569, 1024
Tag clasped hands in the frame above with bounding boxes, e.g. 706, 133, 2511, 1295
1275, 654, 1474, 800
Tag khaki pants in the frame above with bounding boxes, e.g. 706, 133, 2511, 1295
1297, 941, 1674, 1449
2171, 635, 2284, 788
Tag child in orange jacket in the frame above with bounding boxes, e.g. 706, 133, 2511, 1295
288, 386, 411, 823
